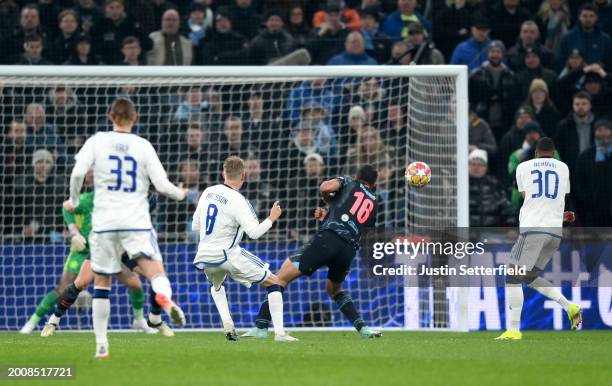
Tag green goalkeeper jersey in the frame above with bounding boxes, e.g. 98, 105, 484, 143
63, 191, 94, 242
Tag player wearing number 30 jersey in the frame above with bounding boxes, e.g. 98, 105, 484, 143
243, 164, 382, 339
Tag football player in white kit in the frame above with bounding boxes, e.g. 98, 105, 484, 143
192, 156, 297, 342
497, 137, 582, 340
67, 98, 188, 357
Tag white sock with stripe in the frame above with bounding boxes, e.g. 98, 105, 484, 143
267, 290, 285, 336
506, 283, 523, 332
210, 286, 234, 332
528, 277, 571, 312
93, 287, 111, 346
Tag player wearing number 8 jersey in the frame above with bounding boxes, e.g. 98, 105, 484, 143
68, 98, 188, 358
243, 165, 382, 339
497, 137, 582, 340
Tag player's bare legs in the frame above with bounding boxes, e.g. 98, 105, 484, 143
135, 257, 185, 327
261, 274, 298, 342
116, 270, 157, 334
93, 274, 112, 358
325, 279, 381, 338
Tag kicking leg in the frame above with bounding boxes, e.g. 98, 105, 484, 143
326, 279, 380, 338
525, 270, 582, 330
146, 287, 174, 337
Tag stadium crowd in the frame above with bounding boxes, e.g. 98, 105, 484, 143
0, 0, 611, 243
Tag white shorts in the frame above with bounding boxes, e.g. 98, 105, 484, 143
89, 229, 162, 275
194, 247, 270, 289
510, 232, 561, 271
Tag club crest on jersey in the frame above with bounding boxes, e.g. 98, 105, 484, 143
341, 214, 349, 222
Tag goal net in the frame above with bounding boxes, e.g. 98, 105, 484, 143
0, 66, 468, 331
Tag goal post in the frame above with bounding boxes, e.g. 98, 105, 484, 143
0, 65, 469, 331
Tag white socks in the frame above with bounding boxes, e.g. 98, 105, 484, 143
528, 277, 571, 311
267, 291, 285, 336
48, 314, 60, 326
93, 287, 111, 345
151, 275, 172, 299
506, 283, 523, 332
210, 286, 235, 332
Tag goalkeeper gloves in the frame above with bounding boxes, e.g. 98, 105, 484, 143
69, 224, 87, 252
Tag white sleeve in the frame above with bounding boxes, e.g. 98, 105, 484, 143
235, 197, 272, 239
565, 165, 570, 194
145, 144, 186, 201
515, 164, 525, 193
70, 136, 96, 205
191, 194, 205, 232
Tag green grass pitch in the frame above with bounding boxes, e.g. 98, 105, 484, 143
1, 331, 610, 386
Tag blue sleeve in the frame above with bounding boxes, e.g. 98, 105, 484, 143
450, 46, 462, 64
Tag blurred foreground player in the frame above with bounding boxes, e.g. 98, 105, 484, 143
243, 165, 382, 339
497, 137, 582, 340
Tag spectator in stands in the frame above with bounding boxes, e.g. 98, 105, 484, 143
23, 103, 64, 165
387, 40, 413, 65
162, 158, 204, 240
48, 9, 81, 64
381, 0, 431, 40
515, 46, 558, 100
433, 0, 474, 61
229, 0, 262, 40
15, 149, 64, 242
555, 91, 596, 172
174, 86, 209, 122
287, 6, 313, 48
147, 9, 192, 65
594, 0, 612, 38
0, 0, 19, 38
241, 156, 275, 222
574, 119, 612, 226
450, 17, 492, 72
381, 103, 408, 166
535, 0, 571, 51
506, 21, 554, 72
469, 40, 518, 141
523, 79, 562, 138
45, 87, 87, 155
91, 0, 152, 64
300, 102, 337, 157
468, 109, 497, 157
406, 22, 444, 65
163, 122, 210, 171
201, 8, 247, 65
468, 149, 515, 227
313, 0, 361, 31
344, 126, 391, 181
581, 65, 612, 118
273, 120, 328, 181
359, 7, 391, 64
285, 79, 336, 127
498, 106, 535, 182
64, 33, 103, 65
1, 120, 32, 187
120, 36, 145, 65
313, 4, 350, 64
75, 0, 103, 32
283, 153, 327, 241
0, 4, 45, 64
489, 0, 531, 49
508, 122, 559, 209
17, 34, 51, 65
345, 77, 386, 127
328, 30, 377, 65
556, 3, 612, 72
214, 116, 255, 164
557, 48, 586, 114
184, 2, 213, 58
249, 10, 298, 65
341, 105, 367, 148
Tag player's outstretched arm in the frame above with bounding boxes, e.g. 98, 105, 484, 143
238, 200, 282, 239
146, 146, 187, 201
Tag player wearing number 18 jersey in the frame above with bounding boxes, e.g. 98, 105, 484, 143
243, 164, 382, 339
497, 138, 582, 340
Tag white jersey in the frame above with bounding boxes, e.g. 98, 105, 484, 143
70, 131, 185, 232
192, 184, 272, 264
515, 157, 570, 232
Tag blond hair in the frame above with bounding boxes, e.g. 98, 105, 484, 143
109, 98, 136, 127
223, 156, 245, 180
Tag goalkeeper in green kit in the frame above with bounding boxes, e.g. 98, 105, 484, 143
20, 190, 163, 335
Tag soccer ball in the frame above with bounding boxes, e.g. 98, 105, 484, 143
404, 161, 431, 188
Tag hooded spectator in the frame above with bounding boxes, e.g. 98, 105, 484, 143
556, 48, 586, 114
64, 33, 103, 65
201, 8, 248, 65
249, 10, 298, 65
406, 22, 444, 65
433, 0, 475, 61
450, 16, 492, 72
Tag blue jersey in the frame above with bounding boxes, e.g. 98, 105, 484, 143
320, 177, 377, 249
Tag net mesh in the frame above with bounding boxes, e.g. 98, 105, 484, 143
0, 70, 461, 331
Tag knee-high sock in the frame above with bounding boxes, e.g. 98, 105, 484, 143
148, 288, 162, 325
255, 285, 284, 329
151, 275, 172, 299
267, 287, 285, 336
528, 277, 571, 311
210, 286, 234, 331
53, 283, 82, 318
506, 283, 523, 332
333, 292, 366, 331
129, 289, 145, 319
30, 291, 61, 323
93, 287, 111, 345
